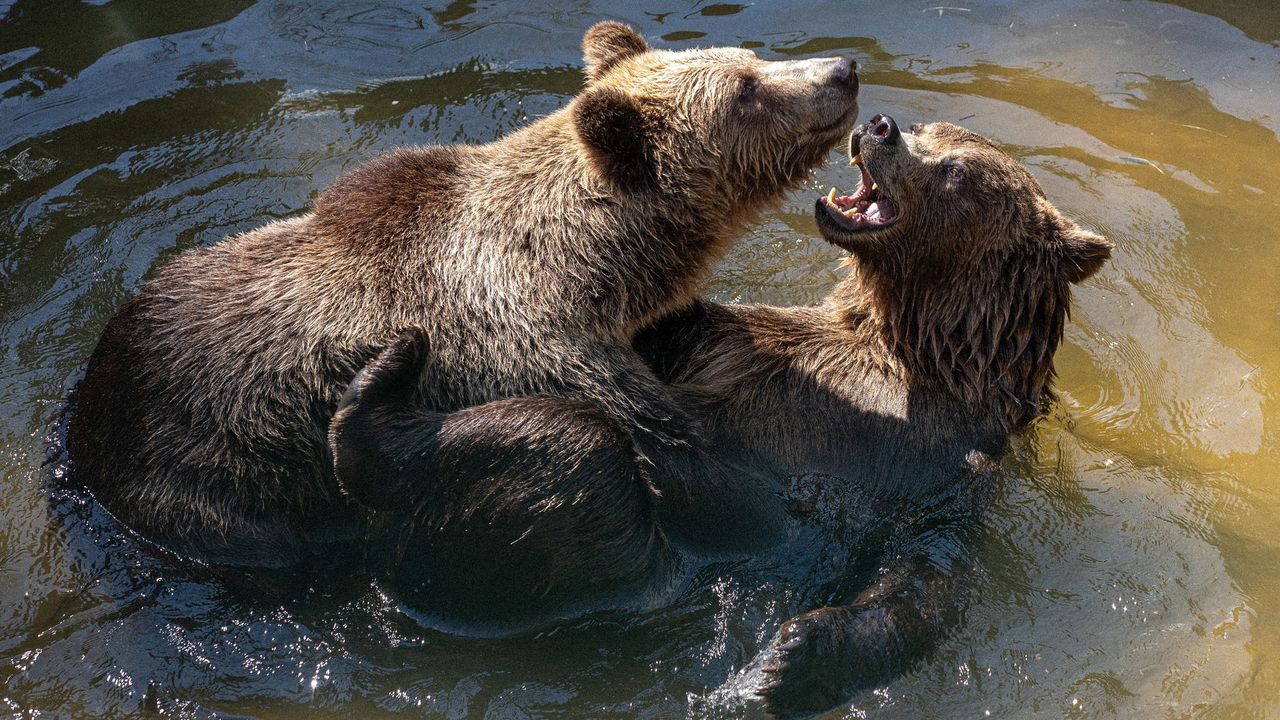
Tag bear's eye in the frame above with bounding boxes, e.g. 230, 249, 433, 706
909, 123, 924, 135
944, 163, 964, 184
737, 76, 759, 104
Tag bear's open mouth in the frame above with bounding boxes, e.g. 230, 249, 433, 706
818, 155, 898, 232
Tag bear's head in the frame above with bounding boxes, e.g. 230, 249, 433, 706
573, 22, 859, 225
817, 116, 1113, 425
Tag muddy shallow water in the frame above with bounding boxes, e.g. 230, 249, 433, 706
2, 1, 1279, 718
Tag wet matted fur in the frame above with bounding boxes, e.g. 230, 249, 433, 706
68, 23, 859, 568
636, 117, 1112, 716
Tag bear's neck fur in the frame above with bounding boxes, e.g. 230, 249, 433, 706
830, 240, 1069, 433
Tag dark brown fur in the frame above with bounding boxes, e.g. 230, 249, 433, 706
67, 23, 858, 567
635, 118, 1112, 716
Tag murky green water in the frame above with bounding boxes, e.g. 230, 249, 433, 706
2, 1, 1278, 717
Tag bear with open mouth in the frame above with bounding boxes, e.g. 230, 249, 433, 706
635, 115, 1112, 716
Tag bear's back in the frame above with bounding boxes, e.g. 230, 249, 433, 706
68, 216, 384, 564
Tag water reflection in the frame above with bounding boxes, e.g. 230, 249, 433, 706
0, 0, 254, 98
1, 1, 1278, 717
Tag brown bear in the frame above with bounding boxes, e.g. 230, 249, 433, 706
634, 115, 1112, 715
66, 22, 859, 568
335, 115, 1109, 710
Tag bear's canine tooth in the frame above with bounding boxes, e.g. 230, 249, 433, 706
849, 154, 862, 167
827, 187, 838, 205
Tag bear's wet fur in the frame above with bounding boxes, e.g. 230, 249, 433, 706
332, 114, 1111, 708
635, 116, 1112, 716
67, 22, 859, 568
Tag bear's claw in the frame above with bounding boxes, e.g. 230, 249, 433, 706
755, 607, 860, 718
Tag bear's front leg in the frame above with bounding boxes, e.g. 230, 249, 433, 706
755, 489, 986, 717
755, 567, 949, 718
757, 604, 872, 718
363, 394, 687, 630
755, 464, 993, 716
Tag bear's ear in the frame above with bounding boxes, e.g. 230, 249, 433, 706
583, 21, 649, 81
1055, 217, 1113, 284
573, 85, 656, 190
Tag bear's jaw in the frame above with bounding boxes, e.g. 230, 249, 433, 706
805, 103, 860, 139
816, 158, 899, 245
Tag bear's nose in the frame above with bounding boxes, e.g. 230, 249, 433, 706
823, 57, 857, 87
870, 114, 900, 145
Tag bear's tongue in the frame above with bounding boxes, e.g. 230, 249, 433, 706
864, 195, 897, 222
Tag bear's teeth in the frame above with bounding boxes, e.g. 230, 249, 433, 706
827, 187, 838, 205
849, 154, 862, 167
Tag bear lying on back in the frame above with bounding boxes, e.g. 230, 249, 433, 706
67, 22, 859, 567
637, 115, 1112, 715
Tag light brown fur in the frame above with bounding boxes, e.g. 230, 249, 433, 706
67, 23, 858, 566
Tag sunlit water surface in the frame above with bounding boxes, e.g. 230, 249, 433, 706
2, 1, 1278, 718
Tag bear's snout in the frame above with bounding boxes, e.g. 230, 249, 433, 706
849, 114, 900, 158
869, 114, 900, 145
823, 57, 857, 88
767, 56, 858, 91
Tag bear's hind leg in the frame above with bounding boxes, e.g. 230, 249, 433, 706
329, 328, 439, 512
330, 339, 682, 630
382, 395, 683, 632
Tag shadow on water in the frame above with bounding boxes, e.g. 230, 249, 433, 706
1, 1, 1279, 718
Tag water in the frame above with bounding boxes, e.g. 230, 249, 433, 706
2, 1, 1278, 717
